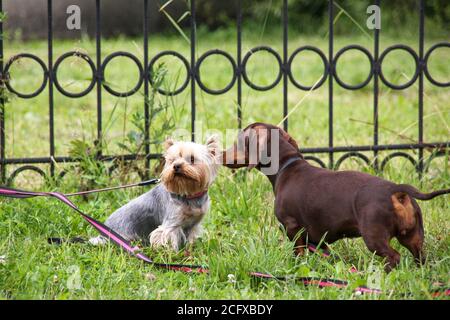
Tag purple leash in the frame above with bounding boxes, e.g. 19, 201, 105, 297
0, 182, 447, 297
0, 181, 208, 273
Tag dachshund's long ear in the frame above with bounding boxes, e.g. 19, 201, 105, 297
247, 127, 269, 170
279, 128, 299, 150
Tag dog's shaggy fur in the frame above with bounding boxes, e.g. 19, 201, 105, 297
90, 136, 219, 250
222, 122, 450, 271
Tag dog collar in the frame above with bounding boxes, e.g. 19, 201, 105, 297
170, 190, 208, 200
185, 190, 208, 200
277, 156, 302, 176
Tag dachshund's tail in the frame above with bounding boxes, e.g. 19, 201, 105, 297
393, 184, 450, 201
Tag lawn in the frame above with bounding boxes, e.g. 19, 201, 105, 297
0, 25, 449, 299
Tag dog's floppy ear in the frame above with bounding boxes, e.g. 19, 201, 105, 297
247, 127, 269, 170
279, 127, 300, 150
164, 137, 175, 150
206, 134, 219, 156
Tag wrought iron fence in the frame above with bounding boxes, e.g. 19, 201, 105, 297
0, 0, 449, 185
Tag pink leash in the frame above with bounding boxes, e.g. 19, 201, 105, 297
0, 182, 447, 297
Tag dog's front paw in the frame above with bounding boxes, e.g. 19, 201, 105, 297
149, 227, 167, 248
88, 236, 108, 246
149, 226, 186, 251
187, 224, 203, 244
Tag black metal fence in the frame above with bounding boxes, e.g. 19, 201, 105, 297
0, 0, 449, 185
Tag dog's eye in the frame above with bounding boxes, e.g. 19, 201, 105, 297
190, 155, 195, 164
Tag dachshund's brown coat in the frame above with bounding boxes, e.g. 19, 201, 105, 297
222, 123, 449, 271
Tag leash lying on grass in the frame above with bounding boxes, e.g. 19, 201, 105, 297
0, 181, 448, 297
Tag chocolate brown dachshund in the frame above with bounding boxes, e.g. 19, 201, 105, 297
222, 122, 449, 271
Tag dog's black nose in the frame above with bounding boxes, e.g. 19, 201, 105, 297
174, 164, 181, 172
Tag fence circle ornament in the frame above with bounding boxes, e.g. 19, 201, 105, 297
334, 152, 371, 170
333, 45, 374, 90
379, 45, 420, 90
303, 156, 327, 168
288, 46, 329, 90
424, 42, 450, 87
423, 151, 448, 174
3, 53, 49, 99
53, 51, 97, 98
242, 46, 283, 91
7, 165, 46, 186
101, 51, 144, 97
380, 152, 419, 172
148, 50, 190, 96
195, 49, 237, 95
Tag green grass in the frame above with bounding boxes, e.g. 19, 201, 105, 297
0, 27, 449, 299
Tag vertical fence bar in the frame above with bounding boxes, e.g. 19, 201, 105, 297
282, 0, 288, 131
328, 0, 334, 169
0, 0, 5, 182
96, 0, 102, 157
190, 0, 196, 141
143, 0, 150, 178
373, 0, 380, 171
47, 0, 55, 177
236, 0, 242, 129
282, 0, 288, 132
418, 0, 424, 178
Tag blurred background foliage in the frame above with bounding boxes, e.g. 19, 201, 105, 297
3, 0, 449, 40
217, 0, 450, 37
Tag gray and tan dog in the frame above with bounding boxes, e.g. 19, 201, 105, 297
90, 135, 220, 250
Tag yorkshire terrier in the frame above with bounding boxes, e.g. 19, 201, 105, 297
89, 135, 219, 251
